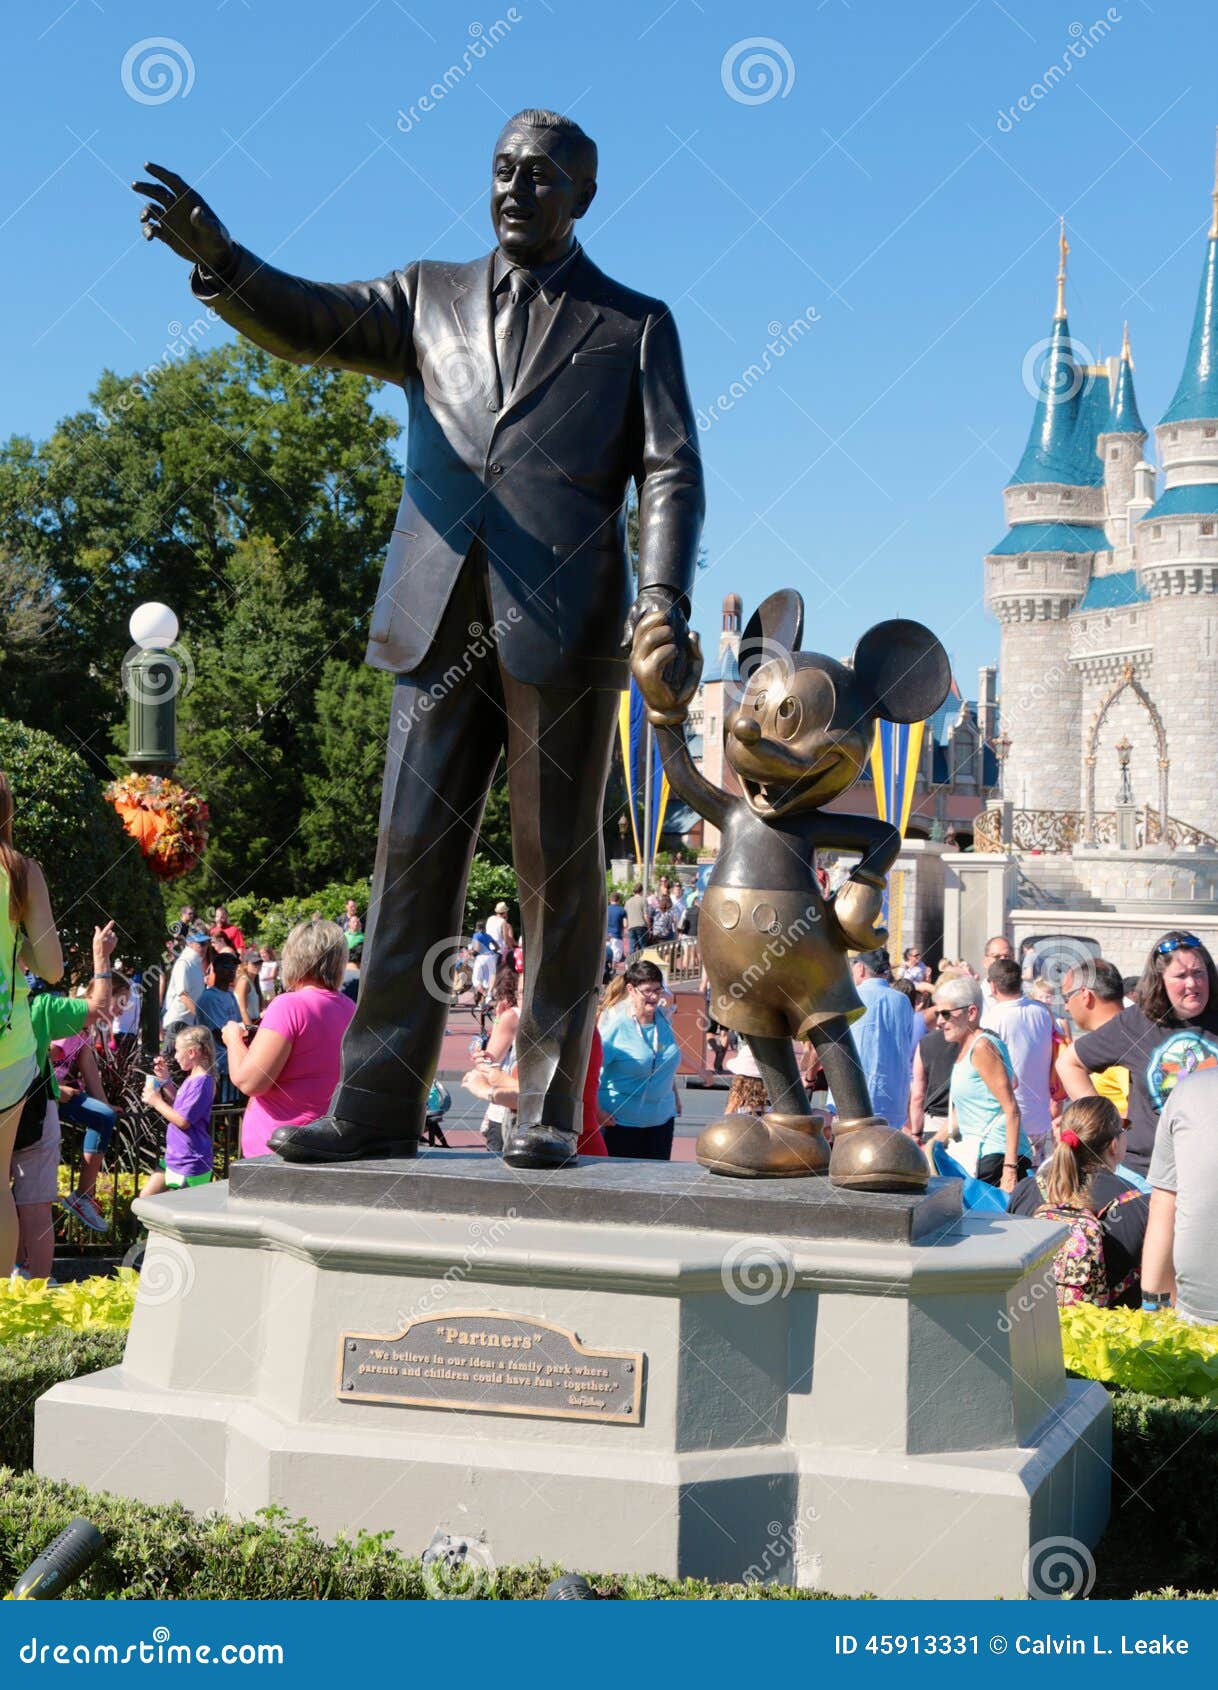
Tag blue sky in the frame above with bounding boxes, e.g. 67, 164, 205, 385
1, 0, 1215, 689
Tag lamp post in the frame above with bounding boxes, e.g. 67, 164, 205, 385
993, 730, 1012, 799
1114, 735, 1137, 852
990, 730, 1013, 849
124, 602, 181, 773
123, 602, 181, 1055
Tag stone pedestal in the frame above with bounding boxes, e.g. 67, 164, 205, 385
36, 1156, 1110, 1598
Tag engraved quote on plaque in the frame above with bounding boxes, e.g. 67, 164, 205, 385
338, 1310, 644, 1424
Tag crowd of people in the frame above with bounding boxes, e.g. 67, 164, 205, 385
4, 753, 1218, 1325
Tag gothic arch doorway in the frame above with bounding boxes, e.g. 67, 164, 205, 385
1082, 662, 1168, 846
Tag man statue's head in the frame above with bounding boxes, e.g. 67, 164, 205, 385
490, 109, 597, 266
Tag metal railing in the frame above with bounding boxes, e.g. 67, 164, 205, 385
973, 805, 1218, 854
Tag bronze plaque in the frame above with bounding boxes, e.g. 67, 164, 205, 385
337, 1310, 644, 1424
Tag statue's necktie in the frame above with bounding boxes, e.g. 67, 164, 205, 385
497, 272, 536, 403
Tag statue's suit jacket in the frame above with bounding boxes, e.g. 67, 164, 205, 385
193, 244, 705, 689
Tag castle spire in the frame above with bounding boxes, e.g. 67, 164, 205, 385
1010, 222, 1099, 485
1106, 322, 1145, 436
1162, 141, 1218, 424
1055, 217, 1069, 322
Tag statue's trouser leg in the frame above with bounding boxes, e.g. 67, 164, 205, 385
501, 669, 618, 1136
745, 1034, 811, 1117
806, 1014, 876, 1122
331, 557, 504, 1133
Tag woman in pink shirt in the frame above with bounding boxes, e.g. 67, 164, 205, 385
223, 920, 355, 1159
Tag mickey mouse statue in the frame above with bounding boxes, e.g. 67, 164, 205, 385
632, 589, 951, 1192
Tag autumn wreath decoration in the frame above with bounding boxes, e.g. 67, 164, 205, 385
106, 775, 209, 881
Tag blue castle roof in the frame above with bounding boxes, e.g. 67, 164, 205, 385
1162, 233, 1218, 425
1009, 314, 1106, 487
1077, 569, 1148, 611
987, 522, 1112, 556
1106, 344, 1145, 435
1140, 483, 1218, 522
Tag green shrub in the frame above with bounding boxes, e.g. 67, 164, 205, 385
1061, 1304, 1218, 1400
0, 1272, 137, 1346
1093, 1389, 1218, 1596
0, 1330, 127, 1471
225, 859, 518, 948
0, 718, 165, 969
0, 1474, 840, 1600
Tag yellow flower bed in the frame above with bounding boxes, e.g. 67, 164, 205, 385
0, 1270, 138, 1344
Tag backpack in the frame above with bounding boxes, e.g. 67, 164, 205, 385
1033, 1172, 1141, 1307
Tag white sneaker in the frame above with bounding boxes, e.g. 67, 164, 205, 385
59, 1190, 107, 1233
10, 1266, 32, 1281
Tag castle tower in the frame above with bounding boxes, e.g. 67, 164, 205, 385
1097, 325, 1147, 549
719, 592, 742, 675
1134, 139, 1218, 837
985, 222, 1110, 811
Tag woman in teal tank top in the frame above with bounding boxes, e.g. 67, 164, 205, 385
1, 771, 66, 1275
932, 974, 1031, 1191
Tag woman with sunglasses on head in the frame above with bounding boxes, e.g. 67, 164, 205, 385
930, 975, 1031, 1192
1057, 931, 1218, 1178
597, 958, 682, 1161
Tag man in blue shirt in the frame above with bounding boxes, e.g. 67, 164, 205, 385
847, 951, 914, 1129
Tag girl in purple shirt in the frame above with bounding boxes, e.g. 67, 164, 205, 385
142, 1025, 216, 1192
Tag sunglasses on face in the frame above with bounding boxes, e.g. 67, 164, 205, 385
1157, 934, 1202, 956
933, 1007, 962, 1020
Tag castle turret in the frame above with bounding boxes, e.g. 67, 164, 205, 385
1132, 139, 1218, 837
719, 592, 742, 677
985, 222, 1109, 811
1097, 324, 1147, 551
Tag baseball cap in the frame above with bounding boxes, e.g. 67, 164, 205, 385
186, 928, 210, 944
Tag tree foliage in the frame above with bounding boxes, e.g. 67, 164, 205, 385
0, 718, 165, 971
0, 343, 402, 900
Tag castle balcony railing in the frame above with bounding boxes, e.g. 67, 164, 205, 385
972, 806, 1218, 855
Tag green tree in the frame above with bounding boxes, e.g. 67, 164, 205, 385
299, 660, 394, 881
0, 719, 164, 972
0, 343, 403, 897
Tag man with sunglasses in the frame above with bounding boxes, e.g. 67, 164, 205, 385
1058, 932, 1218, 1176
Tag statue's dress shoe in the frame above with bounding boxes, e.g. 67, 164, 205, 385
269, 1115, 419, 1164
696, 1111, 832, 1178
828, 1116, 929, 1193
502, 1124, 579, 1170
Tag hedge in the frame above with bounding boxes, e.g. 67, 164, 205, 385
1062, 1304, 1218, 1400
0, 1330, 127, 1472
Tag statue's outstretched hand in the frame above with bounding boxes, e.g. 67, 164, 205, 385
132, 162, 235, 272
631, 608, 702, 727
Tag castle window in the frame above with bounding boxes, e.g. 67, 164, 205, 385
1025, 490, 1037, 501
1170, 429, 1179, 442
1154, 525, 1162, 538
1062, 490, 1074, 501
1016, 559, 1029, 572
1203, 522, 1215, 537
1205, 427, 1217, 439
1109, 447, 1119, 460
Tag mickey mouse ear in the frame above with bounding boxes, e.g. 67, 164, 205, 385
739, 589, 803, 680
852, 619, 952, 724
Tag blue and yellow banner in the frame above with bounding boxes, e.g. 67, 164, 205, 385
619, 679, 669, 864
869, 719, 926, 947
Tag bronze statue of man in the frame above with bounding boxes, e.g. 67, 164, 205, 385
132, 109, 704, 1169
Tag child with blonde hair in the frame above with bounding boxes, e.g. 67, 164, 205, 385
141, 1025, 216, 1195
